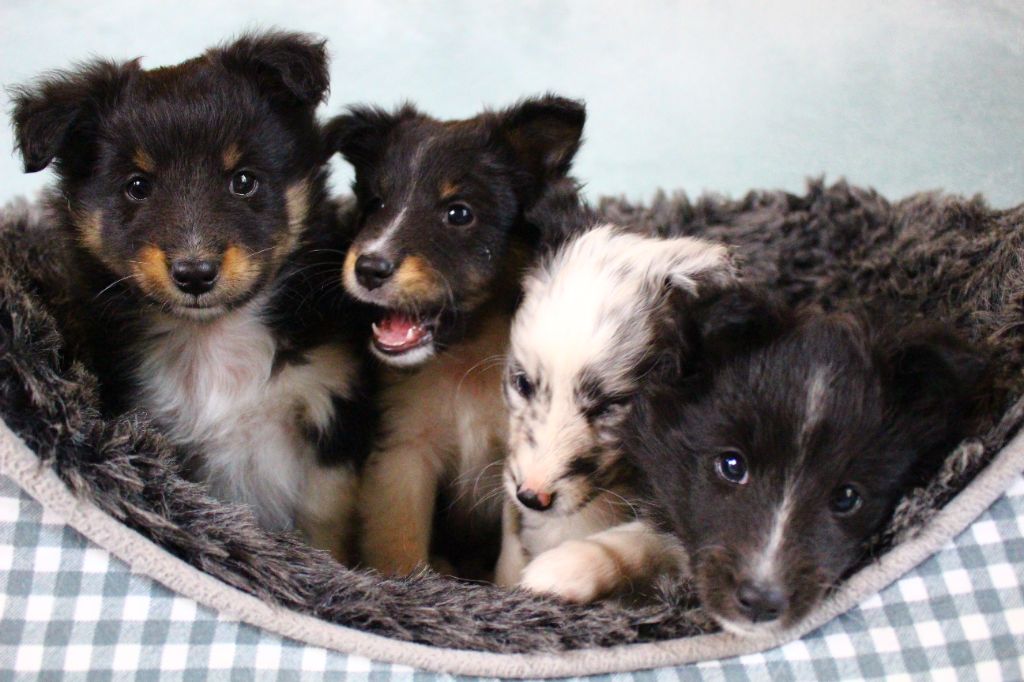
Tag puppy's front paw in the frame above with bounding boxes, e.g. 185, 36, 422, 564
520, 541, 616, 603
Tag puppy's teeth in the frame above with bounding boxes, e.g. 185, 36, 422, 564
405, 327, 417, 341
371, 322, 381, 335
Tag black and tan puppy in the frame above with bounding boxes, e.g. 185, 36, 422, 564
10, 32, 375, 561
325, 96, 585, 575
624, 289, 987, 634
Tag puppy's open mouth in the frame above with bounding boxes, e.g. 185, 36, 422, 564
371, 311, 436, 358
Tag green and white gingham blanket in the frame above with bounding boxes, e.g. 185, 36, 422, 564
2, 469, 1021, 680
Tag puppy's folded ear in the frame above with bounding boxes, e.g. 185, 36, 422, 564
323, 103, 421, 167
881, 324, 989, 486
644, 286, 789, 395
10, 59, 136, 173
214, 31, 329, 107
493, 94, 586, 197
686, 286, 791, 363
652, 238, 736, 294
886, 323, 989, 424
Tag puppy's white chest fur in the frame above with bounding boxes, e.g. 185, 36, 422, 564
133, 304, 355, 530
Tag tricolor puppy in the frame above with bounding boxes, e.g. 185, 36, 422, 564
625, 289, 986, 634
10, 32, 375, 561
495, 216, 736, 602
325, 96, 585, 575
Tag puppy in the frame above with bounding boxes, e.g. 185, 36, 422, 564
624, 288, 986, 634
494, 205, 736, 601
10, 32, 375, 561
324, 96, 585, 575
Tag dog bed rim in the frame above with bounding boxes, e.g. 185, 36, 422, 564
1, 415, 1022, 678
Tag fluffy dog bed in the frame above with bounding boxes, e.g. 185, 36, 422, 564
1, 180, 1022, 676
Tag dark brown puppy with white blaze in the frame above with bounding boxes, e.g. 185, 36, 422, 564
624, 289, 987, 635
10, 32, 376, 562
325, 96, 585, 575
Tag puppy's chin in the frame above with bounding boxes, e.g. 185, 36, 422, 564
171, 304, 230, 322
369, 337, 437, 368
713, 615, 786, 638
148, 291, 255, 322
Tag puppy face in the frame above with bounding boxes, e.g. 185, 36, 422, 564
325, 96, 585, 367
504, 225, 734, 516
11, 32, 330, 320
626, 293, 985, 635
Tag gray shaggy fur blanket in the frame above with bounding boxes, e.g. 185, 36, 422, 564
0, 180, 1021, 653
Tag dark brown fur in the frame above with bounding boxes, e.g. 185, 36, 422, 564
624, 287, 988, 631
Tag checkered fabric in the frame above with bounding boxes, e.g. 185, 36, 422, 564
1, 473, 1022, 680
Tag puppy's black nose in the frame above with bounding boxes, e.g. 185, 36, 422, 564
516, 486, 554, 512
355, 254, 395, 290
171, 259, 219, 296
735, 580, 788, 623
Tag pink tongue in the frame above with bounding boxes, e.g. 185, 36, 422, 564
373, 314, 428, 351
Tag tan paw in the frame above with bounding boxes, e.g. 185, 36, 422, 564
520, 541, 616, 603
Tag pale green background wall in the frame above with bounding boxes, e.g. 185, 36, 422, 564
2, 0, 1022, 206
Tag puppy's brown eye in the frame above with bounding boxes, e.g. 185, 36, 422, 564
230, 170, 259, 197
125, 176, 152, 201
511, 371, 534, 400
830, 485, 862, 515
366, 197, 384, 214
715, 450, 748, 485
446, 203, 474, 226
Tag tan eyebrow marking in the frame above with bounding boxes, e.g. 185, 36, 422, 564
440, 181, 460, 201
133, 148, 155, 173
222, 143, 242, 170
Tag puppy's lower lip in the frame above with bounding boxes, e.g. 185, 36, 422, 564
371, 313, 434, 354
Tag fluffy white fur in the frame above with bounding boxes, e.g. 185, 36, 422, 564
496, 224, 734, 601
358, 311, 509, 575
132, 298, 360, 561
